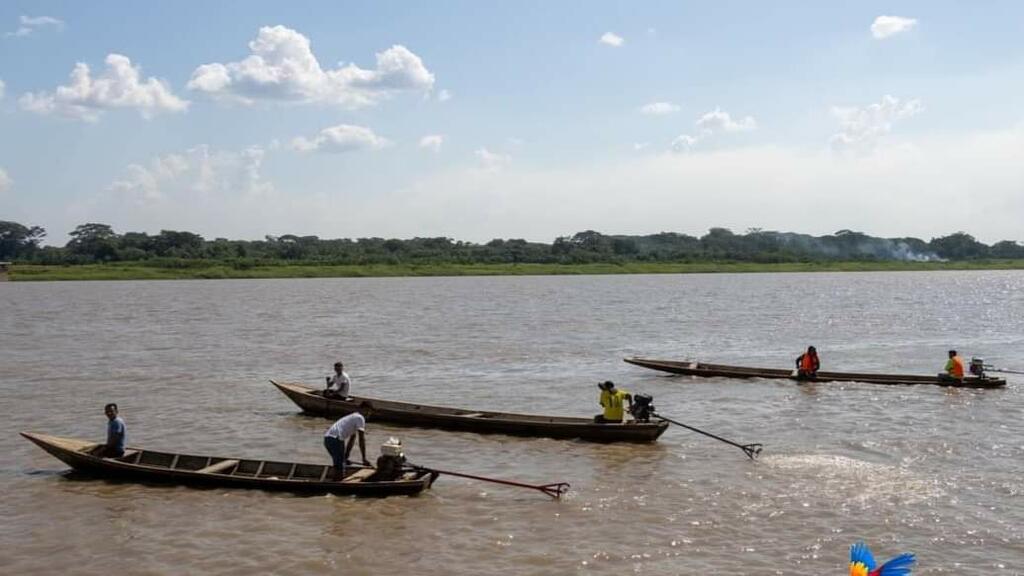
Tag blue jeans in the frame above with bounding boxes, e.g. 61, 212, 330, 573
324, 436, 346, 474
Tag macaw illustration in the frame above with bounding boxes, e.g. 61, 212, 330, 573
849, 541, 916, 575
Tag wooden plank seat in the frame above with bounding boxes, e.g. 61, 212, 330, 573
197, 459, 240, 474
458, 413, 484, 418
111, 449, 140, 461
342, 468, 376, 483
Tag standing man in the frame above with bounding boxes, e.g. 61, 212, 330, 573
324, 361, 351, 399
100, 403, 126, 458
323, 404, 373, 480
594, 381, 633, 423
941, 350, 965, 382
795, 346, 821, 380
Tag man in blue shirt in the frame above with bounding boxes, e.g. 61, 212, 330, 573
102, 403, 126, 458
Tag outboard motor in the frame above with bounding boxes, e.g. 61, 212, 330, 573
371, 437, 406, 481
969, 357, 986, 378
630, 394, 656, 422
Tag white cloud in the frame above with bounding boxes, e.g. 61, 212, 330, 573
670, 135, 698, 153
871, 16, 917, 39
475, 147, 511, 169
188, 25, 434, 108
696, 108, 757, 133
639, 102, 680, 115
5, 14, 64, 38
667, 108, 756, 152
437, 89, 452, 102
19, 54, 188, 121
633, 142, 650, 152
829, 95, 922, 151
66, 145, 289, 239
21, 15, 64, 27
419, 134, 444, 152
108, 153, 190, 203
0, 168, 12, 193
51, 127, 1024, 247
105, 145, 273, 208
380, 128, 1024, 245
0, 78, 5, 100
599, 32, 624, 47
291, 124, 391, 153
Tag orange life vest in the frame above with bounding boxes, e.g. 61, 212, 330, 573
950, 356, 965, 379
800, 353, 817, 372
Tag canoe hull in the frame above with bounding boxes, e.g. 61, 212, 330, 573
624, 357, 1007, 389
271, 381, 669, 443
21, 432, 436, 497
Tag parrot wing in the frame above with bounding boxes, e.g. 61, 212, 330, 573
850, 541, 877, 576
876, 553, 915, 576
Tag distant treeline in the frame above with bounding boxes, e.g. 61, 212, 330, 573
2, 221, 1023, 266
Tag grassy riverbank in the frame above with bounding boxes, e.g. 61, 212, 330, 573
7, 259, 1024, 281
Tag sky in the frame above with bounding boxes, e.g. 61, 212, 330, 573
1, 1, 1023, 245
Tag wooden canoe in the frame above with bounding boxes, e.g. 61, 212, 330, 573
21, 432, 437, 497
270, 381, 670, 443
623, 357, 1007, 389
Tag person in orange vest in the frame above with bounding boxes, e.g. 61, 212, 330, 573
940, 350, 965, 382
795, 346, 820, 380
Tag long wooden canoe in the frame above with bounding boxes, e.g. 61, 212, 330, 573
270, 381, 670, 442
21, 432, 437, 497
623, 357, 1007, 389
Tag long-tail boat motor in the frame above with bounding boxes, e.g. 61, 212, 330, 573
970, 357, 986, 377
373, 437, 406, 481
630, 394, 656, 422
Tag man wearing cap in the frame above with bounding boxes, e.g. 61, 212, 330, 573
594, 381, 633, 423
323, 404, 373, 480
324, 361, 351, 399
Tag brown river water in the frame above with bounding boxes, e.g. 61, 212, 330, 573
2, 272, 1023, 575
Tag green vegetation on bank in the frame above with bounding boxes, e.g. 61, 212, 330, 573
3, 219, 1024, 281
10, 259, 1024, 281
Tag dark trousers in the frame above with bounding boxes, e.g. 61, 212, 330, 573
324, 436, 346, 473
92, 445, 124, 458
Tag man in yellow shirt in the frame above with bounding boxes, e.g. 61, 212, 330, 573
594, 381, 633, 423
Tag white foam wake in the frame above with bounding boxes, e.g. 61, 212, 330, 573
762, 454, 944, 506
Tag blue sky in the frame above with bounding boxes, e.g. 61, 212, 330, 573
2, 1, 1023, 244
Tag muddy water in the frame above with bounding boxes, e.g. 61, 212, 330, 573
2, 272, 1022, 574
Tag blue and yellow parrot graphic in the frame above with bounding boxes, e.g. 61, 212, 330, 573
849, 541, 916, 576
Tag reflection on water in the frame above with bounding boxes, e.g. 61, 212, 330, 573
2, 271, 1023, 574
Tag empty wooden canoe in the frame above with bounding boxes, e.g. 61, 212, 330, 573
624, 357, 1007, 389
21, 432, 437, 497
270, 381, 670, 442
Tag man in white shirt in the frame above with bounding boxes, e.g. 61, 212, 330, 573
324, 361, 351, 399
323, 404, 373, 480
